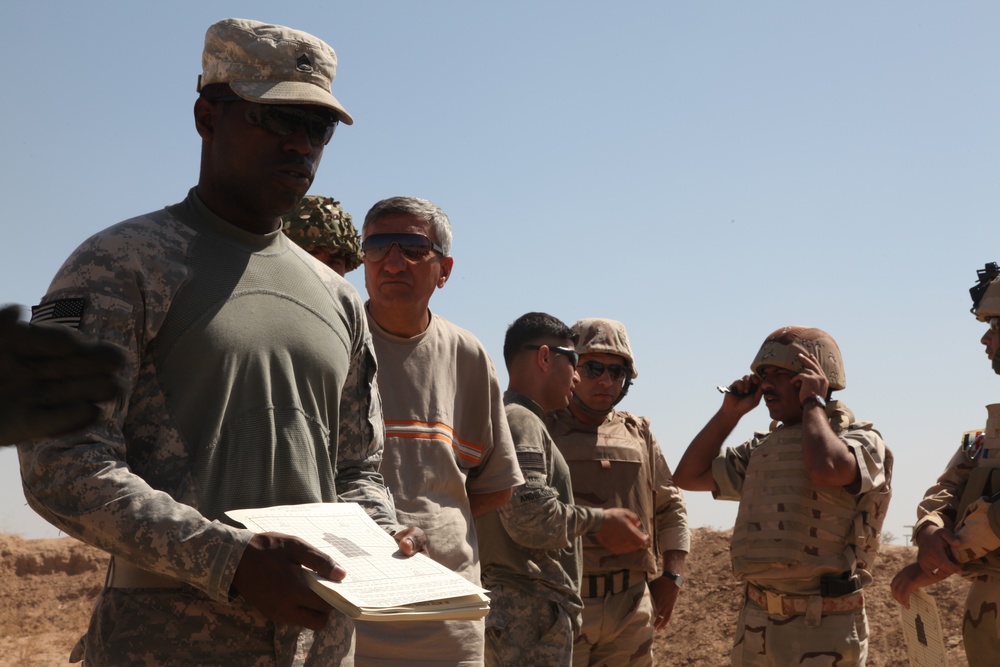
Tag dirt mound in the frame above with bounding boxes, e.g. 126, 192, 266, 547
0, 530, 970, 666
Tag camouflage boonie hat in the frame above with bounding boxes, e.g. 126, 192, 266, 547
282, 196, 362, 271
572, 318, 638, 378
750, 326, 846, 391
198, 18, 354, 124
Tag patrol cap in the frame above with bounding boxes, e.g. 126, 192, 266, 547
970, 262, 1000, 320
572, 318, 638, 379
750, 326, 846, 391
198, 18, 354, 125
282, 195, 362, 272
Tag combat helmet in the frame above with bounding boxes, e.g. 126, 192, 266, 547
572, 318, 637, 410
970, 262, 1000, 375
282, 196, 363, 272
750, 326, 846, 391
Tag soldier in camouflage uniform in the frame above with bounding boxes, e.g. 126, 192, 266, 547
282, 195, 363, 276
476, 312, 652, 667
891, 263, 1000, 667
17, 18, 424, 666
0, 304, 123, 446
674, 326, 892, 667
547, 318, 690, 667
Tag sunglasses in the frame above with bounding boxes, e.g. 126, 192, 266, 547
990, 317, 1000, 333
580, 360, 629, 381
362, 233, 444, 262
210, 96, 339, 146
523, 344, 579, 367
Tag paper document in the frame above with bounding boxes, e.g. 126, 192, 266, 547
898, 588, 948, 667
227, 503, 490, 621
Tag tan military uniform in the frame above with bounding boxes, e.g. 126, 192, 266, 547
713, 400, 892, 667
914, 404, 1000, 667
548, 408, 689, 667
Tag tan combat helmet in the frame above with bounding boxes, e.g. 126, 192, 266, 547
750, 326, 846, 391
970, 262, 1000, 375
572, 318, 638, 409
282, 195, 363, 272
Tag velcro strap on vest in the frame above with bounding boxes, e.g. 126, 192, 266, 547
746, 582, 864, 616
107, 557, 182, 589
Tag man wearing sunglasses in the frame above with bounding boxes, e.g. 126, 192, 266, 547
18, 19, 424, 666
282, 195, 363, 277
892, 263, 1000, 667
476, 312, 650, 666
547, 318, 690, 667
354, 196, 522, 667
674, 327, 891, 667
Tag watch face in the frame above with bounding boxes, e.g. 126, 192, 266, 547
664, 572, 684, 588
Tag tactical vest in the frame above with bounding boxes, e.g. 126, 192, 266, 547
731, 415, 891, 591
549, 410, 660, 574
955, 404, 1000, 576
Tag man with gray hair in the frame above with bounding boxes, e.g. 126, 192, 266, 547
354, 196, 523, 667
18, 19, 422, 665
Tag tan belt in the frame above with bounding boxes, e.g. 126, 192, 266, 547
746, 582, 864, 616
107, 558, 182, 589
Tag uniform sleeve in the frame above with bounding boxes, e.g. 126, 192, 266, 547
17, 229, 250, 602
463, 356, 524, 495
842, 426, 890, 495
497, 409, 603, 550
914, 446, 974, 536
951, 497, 1000, 562
650, 430, 690, 554
712, 435, 758, 501
335, 322, 404, 534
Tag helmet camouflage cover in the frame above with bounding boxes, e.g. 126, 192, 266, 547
750, 326, 846, 391
572, 318, 639, 378
282, 195, 363, 272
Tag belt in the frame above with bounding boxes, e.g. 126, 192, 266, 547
746, 582, 864, 616
583, 569, 646, 598
107, 558, 182, 589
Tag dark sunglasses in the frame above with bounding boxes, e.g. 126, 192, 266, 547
523, 344, 579, 367
210, 96, 339, 146
362, 233, 444, 262
580, 360, 628, 381
990, 316, 1000, 333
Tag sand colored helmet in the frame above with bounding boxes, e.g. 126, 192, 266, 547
282, 196, 363, 272
572, 318, 638, 379
750, 326, 846, 391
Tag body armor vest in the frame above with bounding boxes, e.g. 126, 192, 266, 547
549, 410, 659, 574
956, 404, 1000, 576
731, 418, 890, 592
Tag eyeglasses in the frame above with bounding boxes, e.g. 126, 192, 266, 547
580, 360, 628, 381
523, 344, 579, 367
209, 96, 339, 146
990, 317, 1000, 332
362, 233, 444, 262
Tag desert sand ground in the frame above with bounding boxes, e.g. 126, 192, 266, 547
0, 528, 970, 666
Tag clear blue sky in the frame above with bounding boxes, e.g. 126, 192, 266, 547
2, 1, 999, 545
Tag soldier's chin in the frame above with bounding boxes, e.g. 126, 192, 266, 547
992, 354, 1000, 376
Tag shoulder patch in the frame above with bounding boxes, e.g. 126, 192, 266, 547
31, 298, 86, 329
516, 450, 546, 472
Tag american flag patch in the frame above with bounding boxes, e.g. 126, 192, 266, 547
31, 298, 86, 329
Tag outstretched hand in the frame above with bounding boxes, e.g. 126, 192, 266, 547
232, 532, 346, 631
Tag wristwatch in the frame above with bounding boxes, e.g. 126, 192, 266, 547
801, 394, 826, 409
661, 571, 685, 588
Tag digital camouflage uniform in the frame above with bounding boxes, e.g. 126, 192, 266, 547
282, 195, 363, 272
716, 327, 892, 667
19, 189, 401, 666
476, 390, 606, 667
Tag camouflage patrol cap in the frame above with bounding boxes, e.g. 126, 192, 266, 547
282, 196, 363, 272
198, 18, 354, 125
750, 326, 846, 391
572, 318, 638, 378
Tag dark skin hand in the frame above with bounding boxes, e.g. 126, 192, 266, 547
0, 305, 125, 445
232, 525, 428, 631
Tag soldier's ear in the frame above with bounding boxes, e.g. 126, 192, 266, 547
437, 256, 454, 288
194, 98, 218, 141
